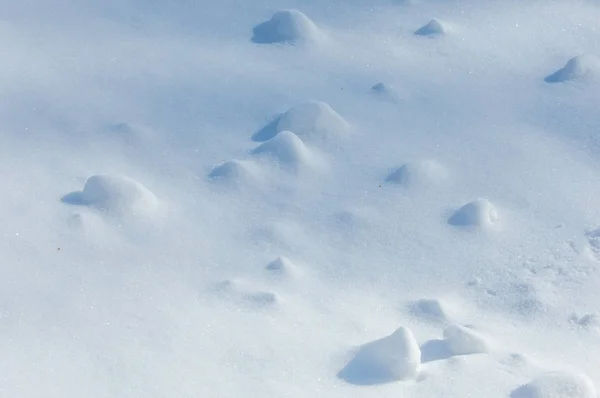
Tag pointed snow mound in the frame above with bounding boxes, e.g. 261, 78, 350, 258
266, 256, 295, 274
545, 54, 599, 83
252, 10, 321, 45
443, 324, 490, 356
62, 175, 159, 216
511, 372, 597, 398
338, 327, 421, 385
448, 199, 498, 228
415, 19, 446, 36
276, 101, 349, 142
386, 160, 448, 188
208, 160, 259, 186
252, 131, 312, 168
371, 82, 401, 102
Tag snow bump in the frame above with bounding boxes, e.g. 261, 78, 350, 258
251, 131, 312, 169
415, 19, 446, 36
62, 175, 159, 216
443, 324, 491, 356
511, 372, 597, 398
338, 327, 421, 385
276, 101, 349, 142
545, 54, 599, 83
386, 159, 448, 188
448, 199, 498, 228
252, 10, 321, 45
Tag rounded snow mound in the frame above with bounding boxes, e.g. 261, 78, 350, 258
208, 160, 259, 186
511, 372, 597, 398
448, 199, 498, 228
62, 175, 159, 216
338, 326, 421, 385
408, 298, 453, 322
386, 159, 448, 188
415, 19, 446, 36
252, 131, 312, 168
443, 324, 490, 356
252, 10, 321, 45
545, 54, 600, 83
276, 101, 349, 142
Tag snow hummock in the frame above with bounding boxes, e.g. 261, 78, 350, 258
208, 159, 260, 186
61, 174, 159, 216
545, 54, 600, 83
371, 82, 401, 102
511, 372, 597, 398
415, 19, 446, 36
252, 10, 321, 45
443, 324, 491, 356
265, 256, 298, 278
251, 130, 312, 169
386, 159, 448, 188
448, 199, 498, 228
338, 327, 421, 385
408, 298, 452, 323
275, 101, 350, 142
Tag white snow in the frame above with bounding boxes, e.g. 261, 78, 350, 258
512, 372, 597, 398
443, 324, 491, 356
448, 198, 499, 228
252, 10, 322, 45
338, 327, 421, 384
2, 0, 600, 397
415, 19, 447, 36
545, 54, 600, 83
386, 159, 448, 188
275, 100, 350, 143
62, 174, 159, 216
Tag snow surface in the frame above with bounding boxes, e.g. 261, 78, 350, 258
2, 0, 600, 397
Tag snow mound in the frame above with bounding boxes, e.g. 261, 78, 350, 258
338, 327, 421, 385
511, 372, 597, 398
265, 256, 298, 277
104, 122, 155, 144
448, 199, 498, 228
215, 279, 280, 307
443, 324, 491, 356
208, 160, 259, 186
62, 175, 159, 216
276, 101, 350, 142
386, 159, 448, 188
415, 19, 446, 36
571, 313, 600, 328
251, 10, 321, 45
545, 54, 600, 83
408, 298, 452, 322
371, 82, 401, 102
251, 131, 312, 168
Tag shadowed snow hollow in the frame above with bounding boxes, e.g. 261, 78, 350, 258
511, 372, 597, 398
252, 10, 321, 45
62, 175, 159, 216
545, 54, 599, 83
448, 199, 498, 228
338, 327, 421, 385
